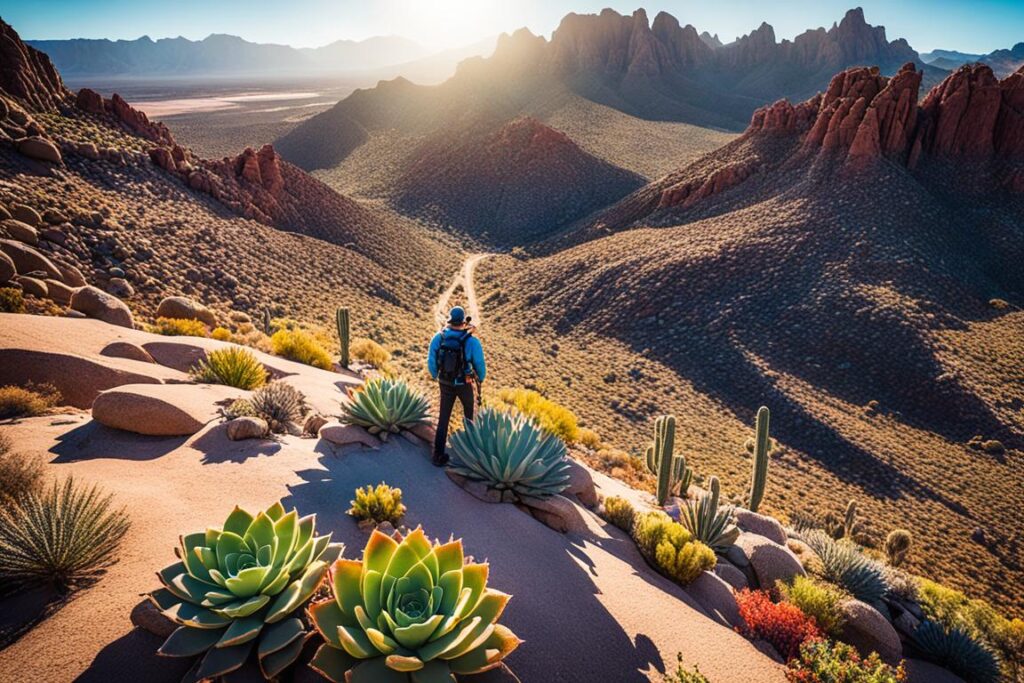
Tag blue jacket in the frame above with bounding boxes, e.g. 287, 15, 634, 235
427, 328, 486, 385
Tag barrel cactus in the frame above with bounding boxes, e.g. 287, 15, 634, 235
449, 407, 571, 499
341, 378, 430, 440
309, 527, 522, 682
150, 501, 343, 679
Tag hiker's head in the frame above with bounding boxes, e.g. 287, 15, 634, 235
447, 306, 470, 329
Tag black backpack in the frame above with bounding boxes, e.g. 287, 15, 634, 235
436, 330, 471, 385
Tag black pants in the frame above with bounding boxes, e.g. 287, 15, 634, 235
434, 382, 475, 459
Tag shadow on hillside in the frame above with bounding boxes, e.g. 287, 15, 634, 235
0, 586, 67, 651
49, 421, 186, 463
189, 424, 283, 464
76, 627, 192, 683
281, 440, 662, 682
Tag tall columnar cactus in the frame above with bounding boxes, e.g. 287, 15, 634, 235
645, 415, 687, 507
335, 307, 350, 369
843, 499, 859, 539
748, 406, 771, 512
261, 307, 272, 336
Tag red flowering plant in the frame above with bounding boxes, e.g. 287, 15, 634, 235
736, 588, 824, 661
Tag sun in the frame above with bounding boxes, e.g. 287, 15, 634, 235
388, 0, 533, 48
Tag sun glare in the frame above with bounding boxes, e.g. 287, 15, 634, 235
388, 0, 533, 48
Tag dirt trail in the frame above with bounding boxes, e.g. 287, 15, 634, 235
433, 253, 491, 330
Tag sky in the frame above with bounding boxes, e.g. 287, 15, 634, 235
7, 0, 1022, 54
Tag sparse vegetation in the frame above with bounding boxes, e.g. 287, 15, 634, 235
347, 482, 406, 526
786, 640, 906, 682
736, 588, 824, 661
340, 378, 430, 438
210, 326, 231, 341
270, 328, 333, 370
679, 475, 739, 552
350, 337, 391, 369
189, 346, 267, 389
492, 387, 580, 442
249, 381, 308, 433
0, 382, 61, 419
0, 477, 130, 594
644, 414, 690, 506
0, 287, 25, 313
632, 511, 716, 585
149, 316, 208, 337
668, 655, 710, 683
601, 495, 636, 532
913, 621, 1001, 683
0, 433, 44, 504
803, 530, 889, 606
776, 576, 847, 637
222, 397, 257, 420
884, 529, 912, 567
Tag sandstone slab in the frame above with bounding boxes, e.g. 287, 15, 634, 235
156, 295, 216, 327
92, 383, 244, 436
686, 570, 744, 628
734, 508, 788, 545
0, 238, 62, 280
734, 532, 805, 590
838, 598, 903, 664
318, 422, 380, 449
226, 416, 269, 441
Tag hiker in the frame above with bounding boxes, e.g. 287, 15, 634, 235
427, 306, 486, 467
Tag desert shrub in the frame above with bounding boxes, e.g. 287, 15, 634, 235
449, 407, 571, 499
0, 287, 25, 313
492, 387, 580, 442
777, 575, 847, 637
149, 316, 208, 337
786, 639, 906, 682
0, 433, 44, 503
913, 621, 1001, 683
350, 338, 392, 368
340, 378, 430, 438
0, 382, 61, 419
577, 427, 602, 449
668, 654, 710, 683
883, 529, 912, 567
189, 346, 267, 389
601, 495, 636, 532
250, 382, 308, 433
736, 588, 824, 661
804, 530, 888, 606
347, 482, 406, 526
633, 511, 715, 585
222, 398, 257, 420
0, 477, 130, 593
210, 326, 232, 341
270, 328, 333, 370
881, 566, 919, 603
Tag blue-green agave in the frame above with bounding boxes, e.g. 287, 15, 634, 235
448, 407, 571, 499
308, 527, 522, 682
342, 378, 431, 440
150, 501, 343, 679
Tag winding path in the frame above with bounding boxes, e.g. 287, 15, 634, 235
433, 253, 491, 330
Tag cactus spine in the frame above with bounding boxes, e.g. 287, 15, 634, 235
645, 415, 687, 506
336, 307, 350, 369
748, 406, 771, 512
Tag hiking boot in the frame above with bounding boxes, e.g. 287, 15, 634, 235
431, 453, 450, 467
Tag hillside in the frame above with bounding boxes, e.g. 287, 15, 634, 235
475, 62, 1024, 613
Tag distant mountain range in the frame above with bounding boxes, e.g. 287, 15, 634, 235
26, 32, 470, 79
920, 43, 1024, 77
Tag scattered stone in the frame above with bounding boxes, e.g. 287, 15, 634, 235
0, 219, 38, 245
226, 416, 269, 441
838, 598, 903, 664
0, 238, 63, 279
713, 560, 749, 590
70, 285, 133, 328
16, 136, 62, 164
303, 413, 328, 436
318, 422, 379, 448
39, 227, 66, 245
733, 508, 788, 545
155, 295, 217, 327
902, 659, 966, 683
519, 494, 589, 533
408, 421, 436, 443
107, 276, 133, 297
100, 340, 156, 363
42, 208, 67, 224
13, 274, 47, 298
44, 279, 74, 305
446, 470, 503, 503
724, 543, 750, 568
734, 532, 806, 589
59, 263, 87, 287
686, 570, 744, 628
0, 251, 15, 283
92, 383, 244, 436
130, 599, 176, 639
564, 458, 598, 507
9, 203, 41, 226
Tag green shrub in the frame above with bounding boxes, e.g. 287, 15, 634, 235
0, 433, 44, 504
777, 575, 847, 637
492, 387, 580, 443
149, 316, 208, 337
222, 398, 257, 420
449, 407, 571, 499
340, 378, 430, 439
347, 482, 406, 526
210, 326, 232, 341
577, 427, 602, 449
669, 654, 710, 683
883, 529, 912, 567
0, 287, 25, 313
601, 495, 636, 533
0, 477, 130, 593
250, 381, 308, 433
913, 621, 1001, 683
189, 346, 267, 389
0, 382, 61, 419
804, 530, 888, 606
633, 511, 715, 585
270, 328, 333, 370
786, 639, 906, 682
350, 338, 391, 369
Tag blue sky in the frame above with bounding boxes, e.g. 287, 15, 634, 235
7, 0, 1022, 54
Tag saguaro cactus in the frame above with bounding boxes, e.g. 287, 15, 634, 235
843, 499, 858, 539
336, 306, 350, 369
261, 307, 272, 336
748, 405, 771, 512
645, 415, 687, 506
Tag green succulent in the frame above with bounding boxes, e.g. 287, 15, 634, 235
308, 527, 522, 682
803, 530, 888, 606
150, 501, 343, 680
679, 476, 740, 552
341, 379, 431, 440
913, 621, 1001, 683
449, 407, 571, 499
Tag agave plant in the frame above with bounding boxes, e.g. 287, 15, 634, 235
308, 527, 522, 682
679, 476, 740, 552
913, 621, 1001, 683
341, 378, 431, 440
803, 529, 889, 606
150, 501, 343, 680
449, 407, 571, 500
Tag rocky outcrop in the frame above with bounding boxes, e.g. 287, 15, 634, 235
16, 136, 62, 164
0, 19, 69, 111
92, 383, 245, 436
70, 286, 134, 328
658, 160, 760, 209
155, 296, 217, 327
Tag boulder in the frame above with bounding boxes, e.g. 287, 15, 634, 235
39, 227, 66, 245
59, 264, 87, 287
686, 570, 744, 628
409, 422, 436, 443
92, 383, 244, 436
141, 340, 208, 372
130, 599, 176, 639
226, 417, 269, 441
9, 204, 40, 226
0, 219, 38, 245
318, 422, 380, 449
70, 285, 133, 328
446, 470, 504, 503
519, 494, 589, 534
42, 208, 67, 225
303, 413, 328, 436
107, 277, 133, 297
713, 560, 749, 590
564, 458, 598, 507
733, 508, 788, 545
838, 598, 903, 664
13, 274, 46, 298
0, 251, 14, 283
155, 295, 217, 327
100, 341, 156, 364
734, 532, 805, 589
0, 238, 63, 279
902, 659, 966, 683
17, 136, 62, 164
44, 279, 74, 305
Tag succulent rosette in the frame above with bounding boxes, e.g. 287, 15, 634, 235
149, 501, 343, 680
308, 527, 522, 682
